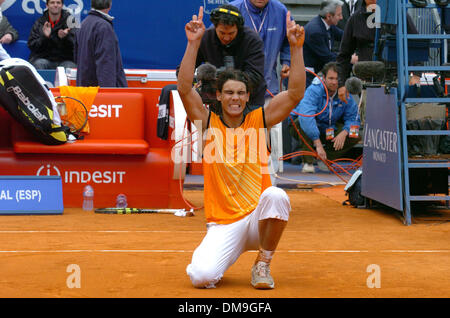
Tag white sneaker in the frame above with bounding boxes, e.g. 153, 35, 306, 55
301, 163, 315, 173
251, 261, 274, 289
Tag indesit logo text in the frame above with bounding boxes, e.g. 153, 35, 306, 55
36, 164, 126, 184
89, 104, 123, 118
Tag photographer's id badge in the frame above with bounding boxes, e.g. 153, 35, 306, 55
326, 128, 334, 140
349, 125, 360, 138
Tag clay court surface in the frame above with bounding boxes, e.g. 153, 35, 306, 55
0, 187, 449, 299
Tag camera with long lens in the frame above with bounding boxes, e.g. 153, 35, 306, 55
196, 56, 236, 112
216, 56, 235, 76
195, 62, 218, 109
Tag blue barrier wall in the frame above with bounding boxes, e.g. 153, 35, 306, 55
2, 0, 226, 69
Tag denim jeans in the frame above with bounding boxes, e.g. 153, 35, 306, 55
30, 58, 76, 70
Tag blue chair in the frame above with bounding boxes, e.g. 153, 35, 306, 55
3, 40, 30, 60
37, 69, 57, 88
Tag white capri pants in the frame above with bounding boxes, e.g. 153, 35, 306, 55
186, 186, 291, 288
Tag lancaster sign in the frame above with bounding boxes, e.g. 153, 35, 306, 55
362, 87, 403, 212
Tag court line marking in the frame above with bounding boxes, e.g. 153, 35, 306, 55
287, 250, 450, 253
0, 250, 449, 254
383, 250, 450, 253
0, 250, 195, 253
288, 250, 370, 253
0, 230, 206, 234
0, 230, 328, 233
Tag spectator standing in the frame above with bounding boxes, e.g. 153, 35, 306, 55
303, 0, 344, 88
333, 0, 362, 56
337, 0, 363, 31
336, 0, 421, 121
74, 0, 127, 87
27, 0, 76, 69
229, 0, 290, 99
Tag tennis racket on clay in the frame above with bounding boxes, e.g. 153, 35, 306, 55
95, 207, 195, 217
55, 96, 89, 134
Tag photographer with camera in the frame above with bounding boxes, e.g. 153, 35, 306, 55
183, 4, 266, 109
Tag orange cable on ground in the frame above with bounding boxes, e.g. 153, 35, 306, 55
288, 115, 350, 183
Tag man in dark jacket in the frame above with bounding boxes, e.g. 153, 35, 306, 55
193, 4, 266, 108
27, 0, 76, 69
337, 0, 363, 31
303, 0, 344, 87
229, 0, 291, 100
74, 0, 127, 87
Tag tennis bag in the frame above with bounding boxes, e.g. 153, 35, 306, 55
0, 58, 68, 145
344, 169, 366, 207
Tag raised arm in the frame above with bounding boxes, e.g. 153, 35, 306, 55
177, 6, 209, 132
264, 11, 305, 129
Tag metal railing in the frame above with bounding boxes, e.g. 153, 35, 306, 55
406, 1, 446, 65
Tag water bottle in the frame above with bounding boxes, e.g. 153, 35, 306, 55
116, 193, 128, 208
82, 184, 94, 211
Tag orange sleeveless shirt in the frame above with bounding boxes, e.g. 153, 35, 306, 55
203, 108, 272, 225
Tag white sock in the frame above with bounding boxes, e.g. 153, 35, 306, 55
258, 248, 275, 264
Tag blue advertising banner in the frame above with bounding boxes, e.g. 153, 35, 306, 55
1, 0, 227, 69
361, 87, 403, 211
0, 176, 64, 215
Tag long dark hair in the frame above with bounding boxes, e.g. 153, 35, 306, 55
216, 69, 252, 94
212, 69, 252, 115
